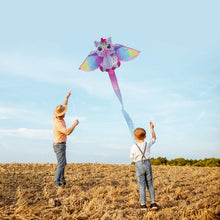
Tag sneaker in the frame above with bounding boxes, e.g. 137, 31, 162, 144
55, 183, 61, 188
150, 203, 158, 210
140, 204, 148, 210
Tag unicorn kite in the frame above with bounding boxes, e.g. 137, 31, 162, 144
79, 37, 140, 136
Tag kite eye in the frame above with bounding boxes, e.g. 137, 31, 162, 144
107, 44, 111, 49
98, 46, 103, 51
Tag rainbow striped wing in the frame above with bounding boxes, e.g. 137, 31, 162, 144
79, 51, 103, 71
114, 44, 140, 62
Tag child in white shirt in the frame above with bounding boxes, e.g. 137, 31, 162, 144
130, 122, 158, 210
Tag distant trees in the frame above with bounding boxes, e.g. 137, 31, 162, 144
151, 157, 168, 165
131, 157, 220, 167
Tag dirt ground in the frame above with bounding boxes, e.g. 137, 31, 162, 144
0, 163, 219, 219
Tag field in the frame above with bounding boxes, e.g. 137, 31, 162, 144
0, 163, 219, 220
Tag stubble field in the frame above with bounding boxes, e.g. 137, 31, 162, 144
0, 163, 219, 220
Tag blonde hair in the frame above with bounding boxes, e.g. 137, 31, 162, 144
134, 128, 146, 140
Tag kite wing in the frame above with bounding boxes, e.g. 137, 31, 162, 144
79, 51, 103, 71
114, 44, 140, 62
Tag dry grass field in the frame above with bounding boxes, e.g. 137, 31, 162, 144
0, 163, 219, 220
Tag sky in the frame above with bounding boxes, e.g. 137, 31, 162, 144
0, 0, 219, 164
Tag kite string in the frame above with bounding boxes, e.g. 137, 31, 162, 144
70, 89, 78, 121
108, 69, 135, 138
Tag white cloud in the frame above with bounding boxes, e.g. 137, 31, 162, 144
197, 111, 206, 120
199, 81, 220, 97
0, 52, 72, 83
65, 116, 86, 122
0, 51, 105, 85
120, 81, 150, 101
0, 51, 153, 100
0, 106, 27, 120
105, 143, 129, 150
0, 128, 52, 140
0, 116, 9, 119
90, 106, 104, 112
0, 107, 14, 114
170, 100, 196, 108
0, 106, 52, 126
206, 126, 220, 133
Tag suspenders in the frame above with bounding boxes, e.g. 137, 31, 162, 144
135, 143, 147, 161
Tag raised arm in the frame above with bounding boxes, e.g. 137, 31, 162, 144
150, 121, 156, 140
57, 119, 79, 136
66, 120, 79, 135
63, 91, 71, 106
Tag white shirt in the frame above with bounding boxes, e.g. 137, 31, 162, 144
130, 139, 156, 162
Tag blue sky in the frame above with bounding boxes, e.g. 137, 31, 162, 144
0, 0, 219, 164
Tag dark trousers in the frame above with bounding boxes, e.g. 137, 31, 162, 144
53, 143, 67, 185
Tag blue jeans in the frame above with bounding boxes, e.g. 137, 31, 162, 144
135, 160, 155, 205
53, 143, 67, 186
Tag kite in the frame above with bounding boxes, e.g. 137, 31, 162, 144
79, 37, 140, 137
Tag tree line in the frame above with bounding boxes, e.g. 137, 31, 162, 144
131, 157, 220, 167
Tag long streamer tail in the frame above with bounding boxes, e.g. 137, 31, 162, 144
122, 108, 135, 137
108, 69, 135, 137
108, 69, 124, 107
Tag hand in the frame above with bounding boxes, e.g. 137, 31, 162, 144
66, 91, 71, 98
150, 121, 154, 129
74, 120, 79, 126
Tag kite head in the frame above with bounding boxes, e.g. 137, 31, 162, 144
94, 37, 114, 58
94, 37, 120, 71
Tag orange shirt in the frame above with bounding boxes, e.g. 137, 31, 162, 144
53, 117, 68, 144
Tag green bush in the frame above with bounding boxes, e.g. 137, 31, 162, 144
131, 157, 220, 167
151, 157, 167, 165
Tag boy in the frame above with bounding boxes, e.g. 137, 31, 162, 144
53, 91, 79, 187
130, 121, 158, 210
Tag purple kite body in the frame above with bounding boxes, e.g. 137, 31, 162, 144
79, 37, 140, 137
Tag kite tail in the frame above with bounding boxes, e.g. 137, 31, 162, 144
108, 69, 124, 107
122, 108, 135, 137
108, 69, 135, 138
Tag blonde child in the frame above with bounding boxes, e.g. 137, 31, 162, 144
130, 122, 158, 210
